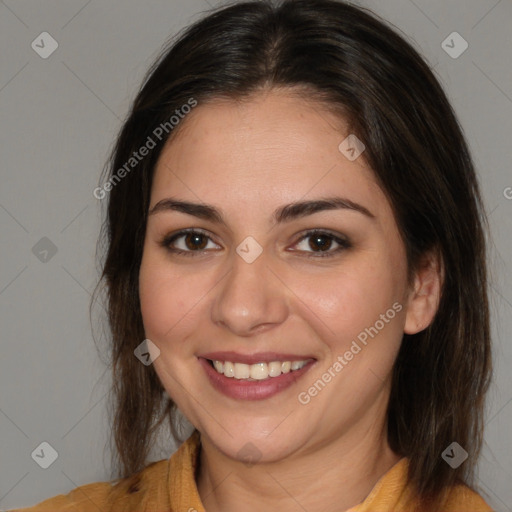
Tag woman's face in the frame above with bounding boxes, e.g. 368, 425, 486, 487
139, 88, 423, 463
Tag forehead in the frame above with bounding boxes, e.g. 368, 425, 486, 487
150, 88, 390, 223
159, 88, 350, 164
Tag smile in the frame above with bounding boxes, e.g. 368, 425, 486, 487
198, 355, 316, 401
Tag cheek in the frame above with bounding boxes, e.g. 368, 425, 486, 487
292, 256, 403, 347
138, 253, 187, 340
138, 249, 218, 346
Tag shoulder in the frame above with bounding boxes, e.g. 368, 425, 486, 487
355, 457, 495, 512
441, 483, 494, 512
6, 459, 170, 512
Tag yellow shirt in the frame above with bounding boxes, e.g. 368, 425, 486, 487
9, 430, 493, 512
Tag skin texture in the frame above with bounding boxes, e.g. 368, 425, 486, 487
138, 87, 442, 512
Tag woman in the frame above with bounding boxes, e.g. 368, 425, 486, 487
10, 0, 493, 510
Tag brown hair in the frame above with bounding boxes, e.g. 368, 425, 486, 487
92, 1, 492, 509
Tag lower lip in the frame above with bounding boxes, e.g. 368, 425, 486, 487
199, 358, 315, 401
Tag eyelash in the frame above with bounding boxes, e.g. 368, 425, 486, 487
159, 228, 351, 259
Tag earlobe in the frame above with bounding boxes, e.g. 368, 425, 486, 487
404, 248, 444, 335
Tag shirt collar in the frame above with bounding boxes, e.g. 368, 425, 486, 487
168, 430, 205, 511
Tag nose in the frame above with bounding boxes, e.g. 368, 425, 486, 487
211, 247, 289, 337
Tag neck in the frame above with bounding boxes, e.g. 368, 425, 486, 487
196, 407, 402, 512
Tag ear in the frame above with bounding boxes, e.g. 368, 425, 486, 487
404, 248, 444, 335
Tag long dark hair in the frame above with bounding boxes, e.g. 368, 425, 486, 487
92, 1, 492, 509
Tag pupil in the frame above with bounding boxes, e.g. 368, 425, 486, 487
186, 233, 206, 250
312, 235, 330, 251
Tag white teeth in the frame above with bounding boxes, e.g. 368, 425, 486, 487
224, 361, 234, 378
268, 361, 282, 377
211, 359, 309, 380
250, 362, 268, 380
234, 362, 250, 379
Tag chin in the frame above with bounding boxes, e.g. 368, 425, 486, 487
199, 419, 308, 464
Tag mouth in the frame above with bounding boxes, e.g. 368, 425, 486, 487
198, 353, 316, 401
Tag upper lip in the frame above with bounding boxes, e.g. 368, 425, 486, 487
199, 351, 316, 365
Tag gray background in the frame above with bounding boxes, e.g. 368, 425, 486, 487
0, 0, 511, 510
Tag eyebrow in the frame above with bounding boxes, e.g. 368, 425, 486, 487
147, 196, 376, 225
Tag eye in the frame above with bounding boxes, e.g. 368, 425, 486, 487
160, 228, 219, 257
291, 230, 351, 258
